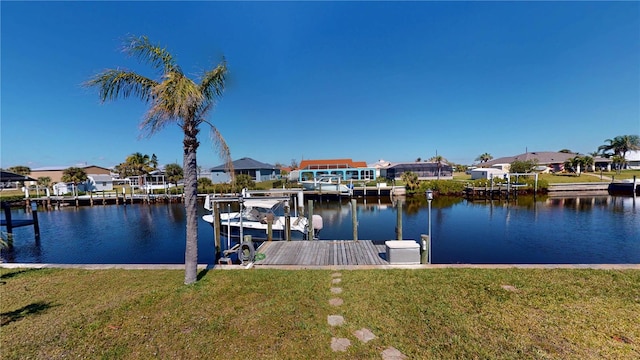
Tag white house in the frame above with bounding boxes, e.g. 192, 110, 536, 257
85, 174, 114, 192
626, 150, 640, 169
470, 168, 508, 180
53, 182, 72, 195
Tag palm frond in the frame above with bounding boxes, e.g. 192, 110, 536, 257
85, 69, 157, 103
200, 59, 227, 101
124, 35, 181, 75
204, 120, 234, 179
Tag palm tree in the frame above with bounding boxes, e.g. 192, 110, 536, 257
429, 155, 446, 180
62, 167, 88, 205
164, 163, 184, 186
400, 171, 419, 192
475, 153, 493, 163
598, 135, 640, 167
86, 35, 232, 284
7, 166, 31, 176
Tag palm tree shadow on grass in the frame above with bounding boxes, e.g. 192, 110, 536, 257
1, 301, 56, 326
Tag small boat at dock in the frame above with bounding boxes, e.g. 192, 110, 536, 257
202, 194, 323, 241
300, 175, 352, 196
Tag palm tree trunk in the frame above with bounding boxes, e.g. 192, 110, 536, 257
183, 130, 200, 285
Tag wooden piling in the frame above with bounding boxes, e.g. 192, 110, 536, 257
307, 199, 314, 240
213, 203, 221, 259
396, 199, 403, 240
351, 198, 358, 241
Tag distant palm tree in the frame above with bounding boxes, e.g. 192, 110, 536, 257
86, 35, 232, 285
400, 171, 419, 192
598, 135, 640, 169
582, 156, 594, 172
62, 167, 88, 205
7, 166, 31, 176
429, 155, 446, 180
475, 153, 493, 163
126, 152, 153, 176
165, 163, 184, 186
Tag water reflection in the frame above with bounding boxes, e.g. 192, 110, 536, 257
1, 195, 637, 264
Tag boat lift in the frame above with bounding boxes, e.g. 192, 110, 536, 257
203, 189, 308, 264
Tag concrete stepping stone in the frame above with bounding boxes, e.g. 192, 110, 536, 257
331, 272, 342, 277
329, 298, 344, 306
331, 337, 351, 352
501, 284, 518, 292
332, 278, 342, 284
353, 328, 376, 343
381, 347, 407, 360
330, 287, 343, 294
327, 315, 345, 327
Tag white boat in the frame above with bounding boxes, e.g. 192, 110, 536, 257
300, 175, 352, 195
202, 195, 323, 241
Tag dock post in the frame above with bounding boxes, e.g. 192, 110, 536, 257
351, 199, 358, 241
285, 204, 291, 241
307, 200, 314, 240
213, 203, 221, 260
267, 214, 273, 241
396, 199, 403, 240
2, 201, 13, 235
31, 201, 40, 241
420, 234, 429, 264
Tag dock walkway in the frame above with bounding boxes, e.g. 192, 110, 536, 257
255, 240, 388, 266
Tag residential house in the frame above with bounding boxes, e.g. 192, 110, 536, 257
84, 174, 114, 192
480, 151, 612, 173
209, 157, 281, 184
297, 159, 376, 181
29, 165, 113, 183
381, 161, 454, 181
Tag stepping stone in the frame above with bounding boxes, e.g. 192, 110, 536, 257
353, 328, 376, 343
327, 315, 345, 327
329, 298, 344, 306
332, 278, 342, 284
501, 284, 518, 292
331, 337, 351, 352
381, 347, 408, 360
331, 272, 342, 277
330, 287, 343, 294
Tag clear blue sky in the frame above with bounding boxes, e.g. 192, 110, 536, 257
2, 1, 639, 170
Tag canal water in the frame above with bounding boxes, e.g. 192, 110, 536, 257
1, 195, 638, 264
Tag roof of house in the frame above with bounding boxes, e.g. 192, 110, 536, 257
386, 161, 452, 169
299, 159, 368, 169
30, 165, 113, 172
88, 174, 113, 182
210, 157, 277, 171
481, 151, 611, 167
1, 170, 37, 182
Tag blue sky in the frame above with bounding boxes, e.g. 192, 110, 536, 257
2, 1, 639, 170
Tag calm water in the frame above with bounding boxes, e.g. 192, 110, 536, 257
2, 195, 638, 264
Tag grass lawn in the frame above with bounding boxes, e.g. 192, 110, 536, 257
1, 268, 638, 359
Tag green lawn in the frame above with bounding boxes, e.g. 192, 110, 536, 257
1, 267, 638, 359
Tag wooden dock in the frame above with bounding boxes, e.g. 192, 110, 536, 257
254, 240, 388, 266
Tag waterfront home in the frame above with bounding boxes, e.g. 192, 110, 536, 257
381, 161, 454, 180
210, 157, 280, 184
85, 174, 114, 192
297, 159, 376, 182
470, 167, 508, 180
480, 151, 612, 173
626, 150, 640, 169
29, 165, 113, 183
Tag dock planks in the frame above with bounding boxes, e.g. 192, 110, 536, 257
255, 240, 388, 266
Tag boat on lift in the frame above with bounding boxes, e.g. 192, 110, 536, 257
300, 175, 352, 195
202, 192, 323, 241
